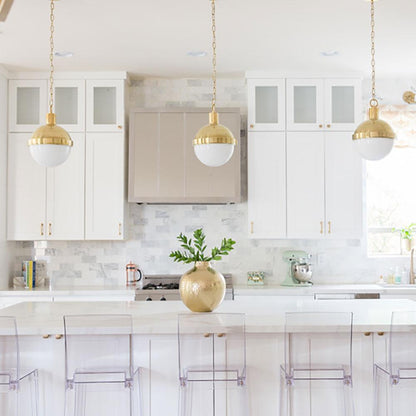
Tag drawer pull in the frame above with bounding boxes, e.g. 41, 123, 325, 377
42, 334, 50, 339
48, 222, 52, 236
364, 332, 371, 337
320, 221, 323, 234
249, 124, 254, 128
40, 223, 44, 236
328, 221, 331, 234
118, 223, 122, 236
326, 124, 331, 128
377, 332, 385, 336
117, 125, 123, 130
55, 334, 63, 340
319, 124, 323, 128
250, 221, 254, 234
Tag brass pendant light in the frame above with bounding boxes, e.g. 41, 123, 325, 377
28, 0, 73, 168
193, 0, 237, 167
352, 0, 395, 161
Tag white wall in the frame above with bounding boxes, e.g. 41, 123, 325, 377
0, 70, 15, 289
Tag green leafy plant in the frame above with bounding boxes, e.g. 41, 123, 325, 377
169, 228, 236, 264
392, 223, 416, 240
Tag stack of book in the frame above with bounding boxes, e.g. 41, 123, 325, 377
22, 261, 36, 289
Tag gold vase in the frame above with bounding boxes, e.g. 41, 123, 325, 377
179, 261, 225, 312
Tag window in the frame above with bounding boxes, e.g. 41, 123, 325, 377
367, 105, 416, 256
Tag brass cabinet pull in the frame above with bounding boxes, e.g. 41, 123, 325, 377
364, 332, 371, 337
217, 333, 225, 338
40, 223, 44, 236
118, 223, 122, 236
42, 334, 50, 339
55, 334, 63, 340
328, 221, 331, 234
48, 222, 52, 236
319, 124, 323, 128
326, 124, 331, 128
203, 333, 211, 338
250, 221, 254, 234
249, 124, 254, 128
377, 332, 385, 336
117, 125, 123, 130
320, 221, 323, 234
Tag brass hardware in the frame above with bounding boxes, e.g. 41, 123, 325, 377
328, 221, 331, 234
118, 223, 122, 236
319, 124, 323, 128
42, 334, 50, 339
250, 221, 254, 234
364, 332, 371, 337
320, 221, 323, 234
249, 124, 254, 128
55, 334, 63, 340
403, 91, 416, 104
48, 222, 52, 236
117, 125, 122, 129
40, 223, 44, 236
217, 333, 225, 338
377, 332, 384, 336
204, 333, 211, 338
326, 124, 331, 128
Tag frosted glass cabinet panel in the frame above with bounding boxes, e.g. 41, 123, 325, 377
325, 79, 361, 131
248, 79, 285, 131
86, 80, 124, 132
53, 80, 85, 132
9, 80, 47, 132
286, 79, 324, 131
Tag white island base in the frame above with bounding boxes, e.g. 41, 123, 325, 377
1, 298, 415, 416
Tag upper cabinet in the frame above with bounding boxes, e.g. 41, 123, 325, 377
286, 78, 361, 131
86, 80, 125, 132
247, 79, 285, 131
9, 80, 47, 132
7, 73, 127, 241
128, 108, 241, 204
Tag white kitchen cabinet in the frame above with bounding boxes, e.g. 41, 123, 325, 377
248, 132, 286, 238
53, 79, 85, 132
286, 131, 362, 239
7, 133, 85, 241
85, 132, 125, 240
287, 132, 325, 238
86, 79, 125, 132
247, 79, 285, 131
286, 78, 361, 131
8, 79, 47, 132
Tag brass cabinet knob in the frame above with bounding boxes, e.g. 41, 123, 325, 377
117, 125, 123, 129
217, 333, 225, 338
364, 332, 371, 337
249, 124, 254, 128
42, 334, 50, 339
326, 124, 331, 128
203, 333, 211, 338
319, 124, 323, 128
55, 334, 63, 340
377, 332, 385, 336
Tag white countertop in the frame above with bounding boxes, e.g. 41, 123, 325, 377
2, 297, 415, 335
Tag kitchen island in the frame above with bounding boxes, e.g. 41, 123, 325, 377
1, 298, 414, 416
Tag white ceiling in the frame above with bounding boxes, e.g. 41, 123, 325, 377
0, 0, 415, 78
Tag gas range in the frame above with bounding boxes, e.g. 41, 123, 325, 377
134, 274, 234, 301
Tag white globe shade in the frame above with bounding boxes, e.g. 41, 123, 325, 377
353, 138, 393, 161
193, 143, 234, 167
29, 144, 72, 168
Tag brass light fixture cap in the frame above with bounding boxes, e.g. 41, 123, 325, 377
193, 111, 237, 146
352, 106, 395, 140
28, 113, 73, 146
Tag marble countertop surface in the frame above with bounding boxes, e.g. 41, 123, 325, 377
1, 297, 415, 335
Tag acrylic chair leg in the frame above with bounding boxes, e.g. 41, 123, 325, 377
74, 384, 86, 416
342, 383, 355, 416
279, 369, 289, 416
30, 370, 39, 416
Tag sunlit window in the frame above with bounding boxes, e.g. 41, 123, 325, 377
367, 105, 416, 256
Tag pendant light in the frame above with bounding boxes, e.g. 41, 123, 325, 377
352, 0, 395, 161
193, 0, 237, 167
28, 0, 73, 168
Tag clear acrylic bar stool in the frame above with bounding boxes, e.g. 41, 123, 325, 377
280, 312, 354, 416
178, 313, 248, 416
374, 311, 416, 416
0, 316, 39, 416
63, 314, 140, 416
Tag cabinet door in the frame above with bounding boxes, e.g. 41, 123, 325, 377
286, 132, 325, 238
286, 79, 324, 131
86, 80, 124, 132
248, 132, 286, 238
85, 132, 124, 240
324, 79, 361, 131
46, 133, 85, 240
325, 132, 363, 239
53, 79, 85, 132
8, 80, 47, 132
247, 79, 285, 131
7, 133, 46, 240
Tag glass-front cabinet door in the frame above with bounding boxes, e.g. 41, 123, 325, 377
86, 80, 124, 132
286, 79, 324, 131
247, 79, 285, 131
9, 80, 47, 132
324, 79, 361, 131
53, 80, 85, 132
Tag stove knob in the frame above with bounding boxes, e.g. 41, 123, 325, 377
146, 297, 152, 301
160, 296, 167, 301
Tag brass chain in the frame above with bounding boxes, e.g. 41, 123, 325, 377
370, 0, 377, 107
211, 0, 216, 113
49, 0, 55, 112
